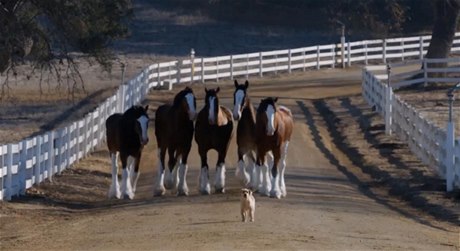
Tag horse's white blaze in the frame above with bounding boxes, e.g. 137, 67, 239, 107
266, 104, 276, 136
199, 166, 211, 194
177, 163, 189, 195
108, 153, 121, 199
185, 93, 196, 120
215, 163, 226, 191
208, 96, 216, 124
137, 115, 149, 144
233, 90, 245, 120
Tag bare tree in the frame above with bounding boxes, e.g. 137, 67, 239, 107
425, 0, 460, 64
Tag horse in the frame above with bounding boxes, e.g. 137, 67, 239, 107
106, 105, 150, 200
154, 86, 197, 196
255, 97, 293, 199
195, 87, 234, 194
232, 80, 260, 189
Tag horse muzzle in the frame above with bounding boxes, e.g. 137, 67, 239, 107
266, 129, 275, 136
189, 111, 197, 121
141, 137, 149, 145
233, 111, 241, 120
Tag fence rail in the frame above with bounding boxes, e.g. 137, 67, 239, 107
362, 58, 460, 191
2, 32, 460, 200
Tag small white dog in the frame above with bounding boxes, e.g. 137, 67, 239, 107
240, 188, 255, 222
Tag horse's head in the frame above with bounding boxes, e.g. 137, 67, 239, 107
257, 97, 278, 136
131, 105, 150, 145
233, 80, 249, 120
175, 86, 197, 120
205, 87, 220, 125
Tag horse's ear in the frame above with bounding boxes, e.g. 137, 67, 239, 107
274, 97, 278, 103
234, 80, 239, 87
244, 80, 249, 88
205, 87, 208, 93
216, 87, 220, 93
144, 105, 149, 111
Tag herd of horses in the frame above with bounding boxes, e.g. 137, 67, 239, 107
105, 80, 293, 200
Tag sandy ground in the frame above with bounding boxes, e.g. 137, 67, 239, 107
1, 68, 459, 250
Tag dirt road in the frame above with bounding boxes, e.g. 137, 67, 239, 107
1, 69, 458, 250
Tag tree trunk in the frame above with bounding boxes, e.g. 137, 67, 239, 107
425, 0, 460, 61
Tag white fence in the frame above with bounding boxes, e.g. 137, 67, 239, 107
362, 58, 460, 191
2, 32, 460, 201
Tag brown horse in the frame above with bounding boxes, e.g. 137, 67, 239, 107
106, 105, 150, 199
154, 87, 197, 196
195, 87, 234, 194
255, 97, 293, 198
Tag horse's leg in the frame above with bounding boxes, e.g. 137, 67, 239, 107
247, 152, 258, 190
108, 152, 121, 199
236, 150, 250, 186
270, 148, 281, 199
131, 152, 141, 194
120, 153, 135, 200
165, 147, 177, 190
256, 151, 271, 196
198, 147, 211, 195
177, 150, 190, 196
279, 141, 289, 197
154, 147, 167, 196
215, 150, 227, 194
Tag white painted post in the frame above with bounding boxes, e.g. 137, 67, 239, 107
364, 42, 368, 65
385, 64, 393, 135
35, 136, 42, 184
0, 145, 4, 200
245, 54, 249, 79
83, 117, 89, 157
446, 92, 455, 192
275, 54, 278, 75
6, 144, 12, 200
419, 36, 424, 59
47, 131, 54, 181
55, 129, 63, 174
347, 42, 351, 67
190, 48, 195, 84
316, 46, 320, 70
216, 59, 220, 82
302, 49, 306, 71
66, 125, 72, 168
401, 40, 405, 61
229, 55, 233, 81
331, 47, 335, 69
19, 140, 27, 195
423, 59, 428, 87
382, 39, 387, 64
76, 122, 81, 162
259, 52, 263, 77
288, 49, 292, 73
176, 60, 182, 84
157, 63, 161, 85
201, 57, 205, 83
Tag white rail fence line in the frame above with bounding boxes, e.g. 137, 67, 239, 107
362, 58, 460, 191
2, 32, 460, 201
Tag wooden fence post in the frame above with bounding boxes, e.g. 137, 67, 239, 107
302, 49, 306, 71
419, 36, 424, 59
385, 64, 393, 135
288, 49, 292, 73
216, 59, 219, 82
47, 131, 54, 181
347, 42, 351, 67
35, 136, 42, 184
364, 42, 368, 65
19, 140, 27, 194
423, 59, 428, 87
316, 46, 320, 70
259, 52, 263, 77
201, 58, 205, 83
331, 47, 335, 69
446, 92, 455, 192
6, 144, 12, 200
382, 39, 387, 64
246, 54, 249, 79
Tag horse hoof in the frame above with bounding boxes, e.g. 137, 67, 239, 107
123, 193, 135, 200
200, 190, 211, 195
270, 191, 281, 199
154, 189, 166, 197
177, 190, 189, 196
215, 187, 225, 194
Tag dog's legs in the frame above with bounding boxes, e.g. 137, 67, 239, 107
241, 208, 246, 222
108, 152, 121, 199
280, 142, 289, 197
250, 207, 255, 222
